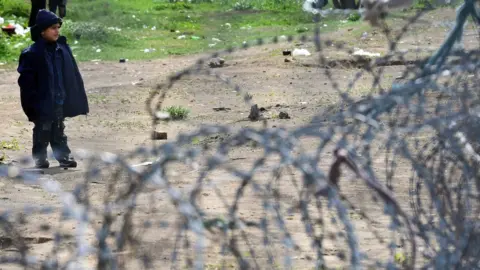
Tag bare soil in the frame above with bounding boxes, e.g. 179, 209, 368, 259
0, 8, 478, 269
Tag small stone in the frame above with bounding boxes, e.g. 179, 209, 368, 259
151, 131, 167, 140
213, 107, 231, 112
279, 111, 290, 119
248, 104, 260, 121
209, 57, 225, 68
284, 57, 293, 62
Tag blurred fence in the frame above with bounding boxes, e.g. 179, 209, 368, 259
1, 0, 480, 269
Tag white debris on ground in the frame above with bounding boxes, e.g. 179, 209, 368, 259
143, 48, 156, 53
292, 48, 311, 57
177, 35, 186, 39
0, 17, 4, 24
107, 27, 122, 31
352, 47, 381, 57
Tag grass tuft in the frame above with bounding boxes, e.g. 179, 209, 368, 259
163, 105, 190, 120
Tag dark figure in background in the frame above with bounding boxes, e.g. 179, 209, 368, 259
28, 0, 46, 27
49, 0, 67, 18
17, 10, 89, 169
28, 0, 67, 28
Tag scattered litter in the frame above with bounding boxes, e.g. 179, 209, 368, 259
132, 15, 136, 18
143, 48, 156, 53
107, 27, 122, 31
323, 24, 328, 27
212, 38, 221, 42
352, 48, 381, 57
279, 35, 287, 41
292, 48, 311, 57
175, 30, 180, 33
119, 58, 128, 63
151, 26, 156, 30
213, 107, 231, 112
143, 25, 148, 29
191, 36, 200, 40
96, 49, 102, 53
74, 40, 79, 44
361, 32, 368, 40
14, 24, 28, 36
240, 25, 252, 30
283, 50, 292, 56
177, 35, 186, 39
132, 161, 153, 168
284, 57, 293, 63
224, 23, 231, 28
0, 17, 3, 24
208, 43, 216, 48
279, 111, 291, 119
300, 101, 307, 105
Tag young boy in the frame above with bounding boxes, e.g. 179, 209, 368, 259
17, 9, 89, 169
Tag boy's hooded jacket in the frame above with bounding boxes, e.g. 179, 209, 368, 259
17, 9, 89, 122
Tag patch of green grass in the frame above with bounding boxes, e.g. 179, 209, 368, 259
347, 12, 361, 22
1, 0, 447, 64
163, 105, 190, 120
0, 151, 7, 164
0, 0, 357, 63
0, 138, 20, 151
87, 93, 108, 104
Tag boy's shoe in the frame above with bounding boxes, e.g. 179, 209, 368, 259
35, 159, 50, 169
59, 158, 77, 168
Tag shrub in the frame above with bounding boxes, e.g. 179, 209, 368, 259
153, 2, 192, 10
163, 106, 190, 120
347, 12, 361, 22
233, 0, 255, 11
0, 0, 30, 18
60, 20, 128, 46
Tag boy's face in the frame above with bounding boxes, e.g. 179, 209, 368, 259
41, 23, 61, 42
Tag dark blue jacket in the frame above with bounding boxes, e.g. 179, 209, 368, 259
17, 36, 89, 122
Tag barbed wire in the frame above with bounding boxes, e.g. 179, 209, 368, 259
1, 0, 480, 269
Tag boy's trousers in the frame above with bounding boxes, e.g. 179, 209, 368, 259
32, 105, 71, 162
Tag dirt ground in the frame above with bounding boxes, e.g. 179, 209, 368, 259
0, 8, 478, 269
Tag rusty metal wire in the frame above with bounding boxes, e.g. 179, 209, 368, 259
1, 0, 480, 269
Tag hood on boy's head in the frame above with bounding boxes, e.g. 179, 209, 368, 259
30, 9, 63, 42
